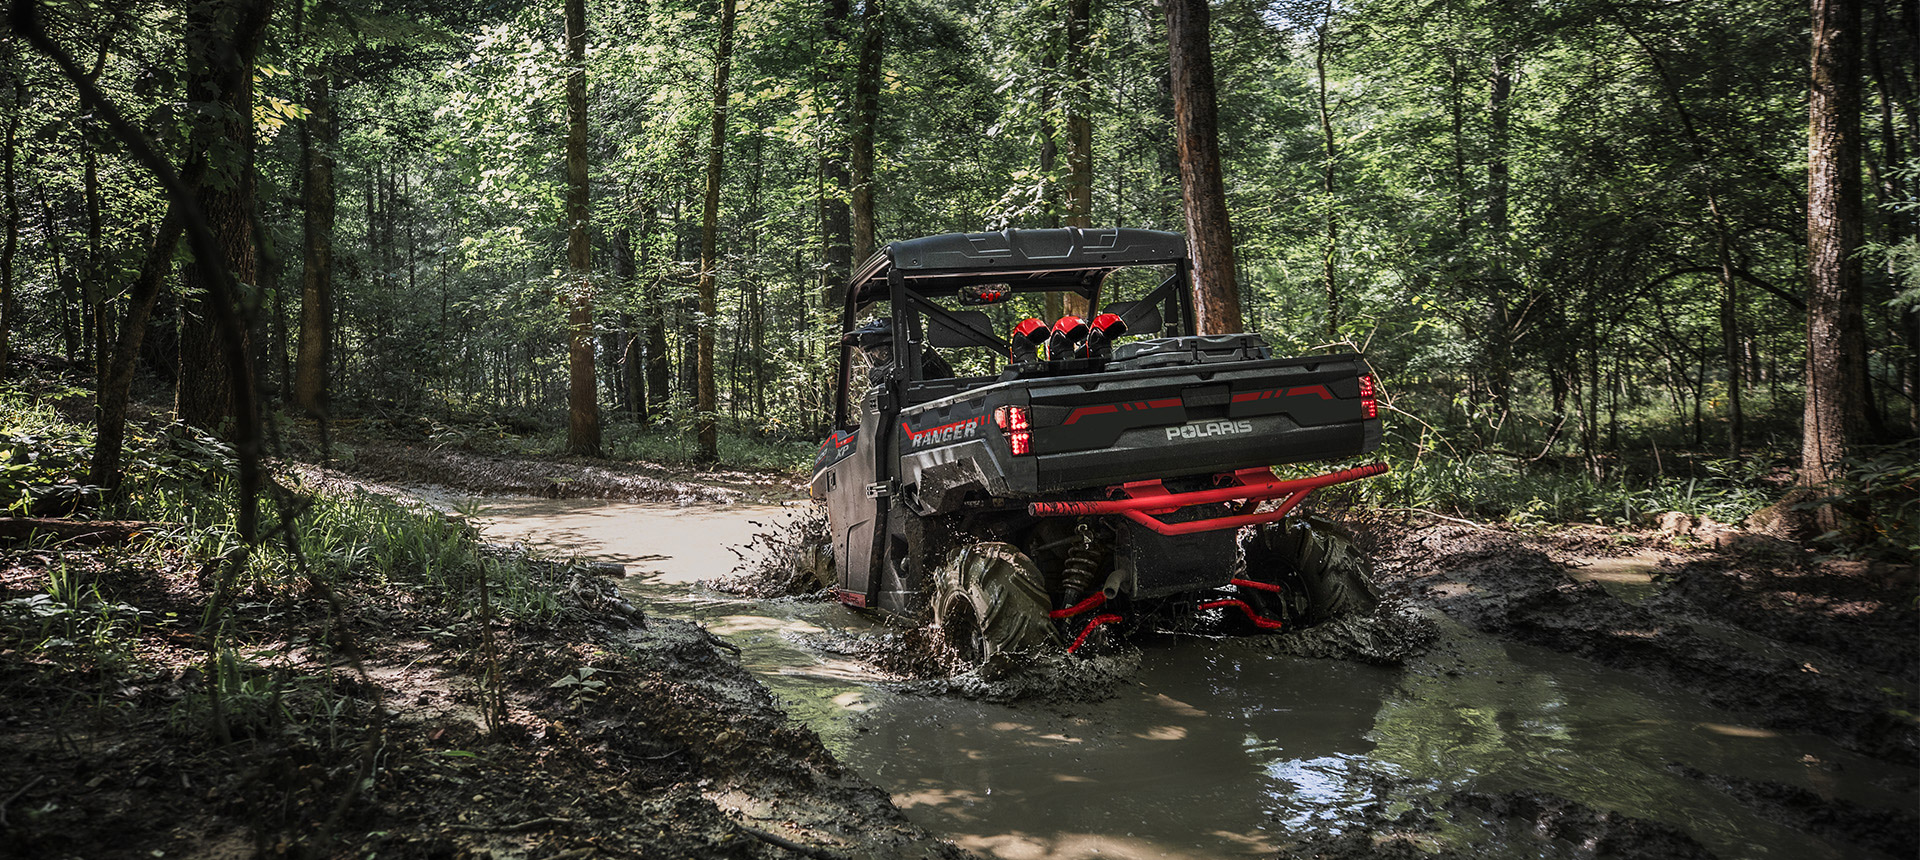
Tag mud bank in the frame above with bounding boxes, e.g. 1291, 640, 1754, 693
332, 442, 797, 505
1270, 778, 1721, 860
0, 539, 966, 860
1381, 525, 1920, 767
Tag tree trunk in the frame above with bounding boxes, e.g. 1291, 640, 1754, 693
294, 68, 336, 419
646, 278, 671, 417
1063, 0, 1094, 317
849, 0, 882, 264
1313, 4, 1338, 339
1165, 0, 1243, 335
818, 0, 852, 312
91, 210, 185, 488
1711, 194, 1743, 457
564, 0, 601, 456
1038, 51, 1063, 322
1802, 0, 1868, 525
0, 60, 19, 379
696, 0, 739, 462
1483, 53, 1515, 420
612, 226, 648, 424
83, 129, 106, 379
39, 185, 77, 362
175, 0, 272, 433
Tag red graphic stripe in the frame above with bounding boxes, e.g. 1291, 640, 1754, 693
1231, 384, 1336, 402
1063, 398, 1179, 425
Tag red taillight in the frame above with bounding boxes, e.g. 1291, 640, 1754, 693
994, 405, 1032, 456
1359, 375, 1378, 419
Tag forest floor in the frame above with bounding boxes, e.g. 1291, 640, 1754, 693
4, 437, 1917, 859
0, 432, 965, 860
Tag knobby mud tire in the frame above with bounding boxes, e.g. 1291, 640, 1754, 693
1232, 515, 1378, 629
932, 542, 1057, 662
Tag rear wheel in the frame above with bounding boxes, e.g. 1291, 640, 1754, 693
1231, 516, 1377, 629
932, 542, 1056, 662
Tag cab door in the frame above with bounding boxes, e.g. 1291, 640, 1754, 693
820, 383, 893, 607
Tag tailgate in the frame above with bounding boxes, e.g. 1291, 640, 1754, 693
1022, 353, 1380, 493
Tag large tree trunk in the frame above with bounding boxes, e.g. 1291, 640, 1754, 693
564, 0, 601, 456
175, 0, 272, 432
294, 68, 336, 419
1062, 0, 1094, 317
1165, 0, 1242, 334
696, 0, 739, 462
818, 0, 852, 313
1801, 0, 1868, 525
848, 0, 882, 264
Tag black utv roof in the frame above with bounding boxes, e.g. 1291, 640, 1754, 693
847, 227, 1187, 305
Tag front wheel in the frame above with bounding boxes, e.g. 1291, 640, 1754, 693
1230, 516, 1378, 629
931, 542, 1057, 662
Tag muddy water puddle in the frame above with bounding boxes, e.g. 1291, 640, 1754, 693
454, 496, 1916, 860
1565, 554, 1668, 602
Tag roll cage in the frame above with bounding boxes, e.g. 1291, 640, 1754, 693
831, 227, 1199, 429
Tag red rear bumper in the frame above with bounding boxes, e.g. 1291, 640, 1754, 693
1026, 462, 1389, 536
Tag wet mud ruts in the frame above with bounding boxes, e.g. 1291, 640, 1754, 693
1269, 772, 1719, 860
1383, 526, 1920, 767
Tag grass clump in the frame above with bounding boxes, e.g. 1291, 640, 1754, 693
0, 381, 579, 753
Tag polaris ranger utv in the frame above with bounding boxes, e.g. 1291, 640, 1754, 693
809, 227, 1387, 660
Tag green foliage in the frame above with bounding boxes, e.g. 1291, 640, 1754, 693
1360, 413, 1778, 527
429, 416, 815, 474
0, 385, 96, 514
0, 562, 145, 669
5, 0, 1913, 509
595, 423, 814, 473
1827, 440, 1920, 558
548, 664, 610, 702
2, 386, 564, 622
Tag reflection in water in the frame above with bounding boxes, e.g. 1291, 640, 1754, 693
456, 496, 1918, 860
1366, 621, 1912, 859
838, 645, 1402, 859
1260, 754, 1382, 831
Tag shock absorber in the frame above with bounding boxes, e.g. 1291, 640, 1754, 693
1058, 522, 1104, 609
